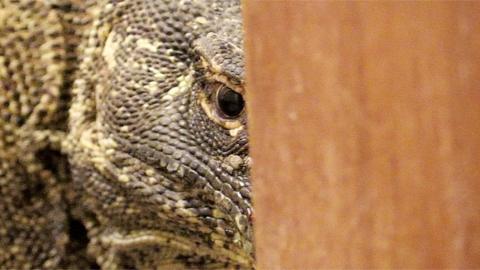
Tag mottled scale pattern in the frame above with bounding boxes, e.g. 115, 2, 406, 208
0, 0, 253, 269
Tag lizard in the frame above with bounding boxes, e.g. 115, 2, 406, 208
0, 0, 254, 269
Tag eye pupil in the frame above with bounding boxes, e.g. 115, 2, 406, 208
217, 87, 245, 118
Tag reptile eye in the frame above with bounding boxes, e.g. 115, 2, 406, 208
215, 86, 245, 119
199, 83, 245, 130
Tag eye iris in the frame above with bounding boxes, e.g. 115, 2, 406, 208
217, 87, 245, 118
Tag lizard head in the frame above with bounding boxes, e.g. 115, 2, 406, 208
68, 0, 254, 268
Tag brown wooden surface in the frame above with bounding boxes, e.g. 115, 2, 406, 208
243, 2, 480, 269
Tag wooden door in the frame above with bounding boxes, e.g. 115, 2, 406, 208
243, 2, 480, 268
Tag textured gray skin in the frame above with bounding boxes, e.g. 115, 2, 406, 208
0, 0, 253, 269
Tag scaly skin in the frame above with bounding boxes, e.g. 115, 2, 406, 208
0, 0, 253, 269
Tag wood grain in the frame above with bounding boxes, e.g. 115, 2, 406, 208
243, 2, 480, 268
